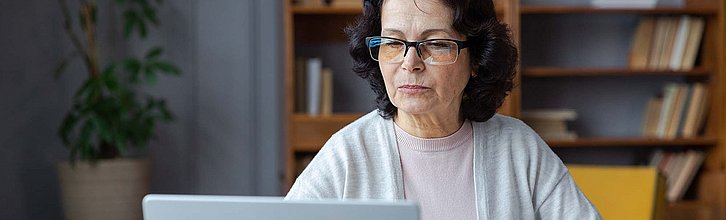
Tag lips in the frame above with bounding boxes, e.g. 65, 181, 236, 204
398, 84, 430, 94
399, 84, 429, 89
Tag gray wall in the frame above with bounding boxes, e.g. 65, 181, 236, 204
0, 0, 283, 219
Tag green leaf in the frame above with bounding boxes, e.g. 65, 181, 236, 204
142, 6, 158, 26
138, 17, 148, 38
153, 62, 180, 75
78, 119, 95, 160
123, 58, 143, 82
123, 11, 138, 38
144, 65, 158, 85
102, 66, 121, 92
145, 47, 163, 59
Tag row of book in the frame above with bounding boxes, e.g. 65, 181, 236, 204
295, 57, 334, 116
641, 82, 709, 139
294, 0, 359, 7
649, 150, 705, 202
628, 15, 705, 71
521, 109, 578, 141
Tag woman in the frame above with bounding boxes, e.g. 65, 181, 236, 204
287, 0, 601, 219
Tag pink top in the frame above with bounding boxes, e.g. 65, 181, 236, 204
394, 120, 476, 220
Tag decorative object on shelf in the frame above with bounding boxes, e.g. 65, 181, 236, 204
521, 109, 578, 141
54, 0, 180, 219
591, 0, 659, 8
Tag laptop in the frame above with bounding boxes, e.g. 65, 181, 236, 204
142, 194, 419, 220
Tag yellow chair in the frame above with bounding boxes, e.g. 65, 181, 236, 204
567, 165, 666, 220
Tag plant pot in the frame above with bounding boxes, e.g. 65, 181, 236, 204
57, 158, 150, 220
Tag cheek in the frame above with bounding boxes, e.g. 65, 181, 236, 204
380, 65, 397, 92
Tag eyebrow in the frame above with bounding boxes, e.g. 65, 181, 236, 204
381, 28, 454, 38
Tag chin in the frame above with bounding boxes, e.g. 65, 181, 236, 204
395, 104, 434, 116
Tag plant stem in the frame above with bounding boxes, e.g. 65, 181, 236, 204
58, 0, 92, 75
81, 0, 100, 78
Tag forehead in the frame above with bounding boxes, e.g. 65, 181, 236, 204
380, 0, 454, 32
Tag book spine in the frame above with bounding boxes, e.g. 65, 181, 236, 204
306, 58, 322, 116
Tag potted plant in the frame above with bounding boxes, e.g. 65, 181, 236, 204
54, 0, 179, 219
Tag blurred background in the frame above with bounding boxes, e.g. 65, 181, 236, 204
1, 0, 724, 219
2, 1, 283, 219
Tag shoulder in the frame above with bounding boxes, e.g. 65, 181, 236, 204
474, 113, 540, 142
473, 113, 561, 172
325, 110, 388, 149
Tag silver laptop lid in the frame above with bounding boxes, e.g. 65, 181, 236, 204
143, 194, 419, 220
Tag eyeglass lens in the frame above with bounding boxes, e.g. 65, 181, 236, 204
368, 37, 460, 65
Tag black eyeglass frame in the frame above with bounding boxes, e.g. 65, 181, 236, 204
365, 36, 470, 62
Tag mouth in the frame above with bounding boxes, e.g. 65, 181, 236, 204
398, 84, 430, 94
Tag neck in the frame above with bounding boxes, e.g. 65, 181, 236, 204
394, 110, 464, 138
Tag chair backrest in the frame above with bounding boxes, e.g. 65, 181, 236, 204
567, 165, 665, 220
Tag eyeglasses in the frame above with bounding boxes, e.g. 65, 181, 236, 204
365, 36, 469, 65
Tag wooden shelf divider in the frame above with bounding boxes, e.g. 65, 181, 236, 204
521, 5, 718, 15
546, 137, 718, 148
523, 67, 711, 77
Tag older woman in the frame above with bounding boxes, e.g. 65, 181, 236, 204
286, 0, 601, 219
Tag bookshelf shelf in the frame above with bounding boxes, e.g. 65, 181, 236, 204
520, 5, 718, 15
292, 4, 506, 15
290, 113, 363, 152
292, 6, 361, 15
522, 67, 711, 77
547, 137, 717, 148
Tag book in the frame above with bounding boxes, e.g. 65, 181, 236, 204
667, 151, 705, 201
681, 83, 705, 137
691, 83, 710, 137
659, 17, 678, 70
681, 17, 705, 71
521, 109, 578, 121
674, 84, 692, 137
648, 17, 671, 69
664, 84, 688, 139
320, 68, 333, 116
669, 16, 691, 71
655, 83, 678, 138
629, 16, 656, 70
295, 57, 308, 112
306, 58, 322, 115
641, 97, 663, 137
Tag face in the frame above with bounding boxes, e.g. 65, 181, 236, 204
379, 0, 472, 118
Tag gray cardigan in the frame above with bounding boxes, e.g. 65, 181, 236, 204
286, 111, 601, 220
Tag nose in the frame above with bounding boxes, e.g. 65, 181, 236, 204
401, 46, 424, 73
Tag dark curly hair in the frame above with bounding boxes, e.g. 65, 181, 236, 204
345, 0, 518, 122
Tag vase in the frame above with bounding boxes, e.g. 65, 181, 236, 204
57, 158, 150, 220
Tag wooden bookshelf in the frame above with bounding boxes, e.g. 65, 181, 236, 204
523, 67, 712, 77
290, 113, 362, 152
291, 5, 361, 14
520, 0, 724, 218
284, 1, 725, 218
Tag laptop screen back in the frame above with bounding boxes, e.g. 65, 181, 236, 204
142, 194, 419, 220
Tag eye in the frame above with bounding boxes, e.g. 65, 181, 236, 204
427, 41, 454, 50
381, 39, 404, 48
